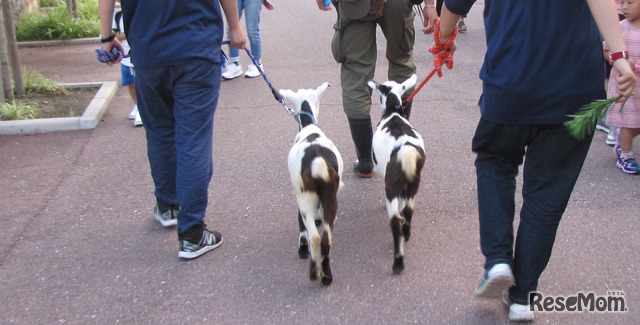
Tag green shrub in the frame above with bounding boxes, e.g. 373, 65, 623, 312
23, 69, 68, 95
0, 101, 38, 120
16, 0, 100, 40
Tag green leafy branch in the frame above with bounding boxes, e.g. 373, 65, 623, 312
565, 96, 626, 139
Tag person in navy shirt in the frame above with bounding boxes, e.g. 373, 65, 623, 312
99, 0, 246, 259
434, 0, 636, 321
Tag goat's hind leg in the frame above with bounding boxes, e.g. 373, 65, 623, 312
320, 229, 332, 285
390, 213, 405, 274
297, 210, 309, 259
401, 197, 415, 242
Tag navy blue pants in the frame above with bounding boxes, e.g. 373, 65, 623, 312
135, 59, 221, 234
472, 117, 593, 305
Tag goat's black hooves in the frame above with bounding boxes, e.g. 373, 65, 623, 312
298, 245, 309, 259
309, 266, 319, 281
392, 258, 404, 274
321, 275, 333, 285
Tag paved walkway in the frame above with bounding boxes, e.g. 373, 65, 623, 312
1, 2, 638, 323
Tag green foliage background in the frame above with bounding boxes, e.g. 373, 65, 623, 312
16, 0, 100, 41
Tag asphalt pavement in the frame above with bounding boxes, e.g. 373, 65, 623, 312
1, 1, 639, 324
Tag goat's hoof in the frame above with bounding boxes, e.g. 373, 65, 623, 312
298, 244, 309, 259
392, 257, 404, 274
309, 265, 319, 281
321, 275, 333, 285
402, 224, 411, 242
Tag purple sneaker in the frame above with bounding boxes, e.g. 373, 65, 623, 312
617, 156, 640, 175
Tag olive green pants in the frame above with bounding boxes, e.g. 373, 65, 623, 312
331, 0, 416, 119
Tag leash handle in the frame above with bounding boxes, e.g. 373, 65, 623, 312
406, 21, 458, 103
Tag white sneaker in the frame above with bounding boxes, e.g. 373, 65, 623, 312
222, 63, 243, 79
134, 109, 143, 126
128, 105, 138, 120
244, 63, 263, 78
503, 292, 534, 322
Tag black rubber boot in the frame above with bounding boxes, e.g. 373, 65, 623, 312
347, 117, 374, 178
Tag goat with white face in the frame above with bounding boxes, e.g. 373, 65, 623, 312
367, 74, 425, 274
282, 83, 343, 285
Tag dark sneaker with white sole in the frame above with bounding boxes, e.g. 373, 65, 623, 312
474, 263, 515, 299
178, 229, 223, 259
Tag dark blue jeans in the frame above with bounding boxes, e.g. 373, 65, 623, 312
472, 118, 593, 305
135, 59, 221, 234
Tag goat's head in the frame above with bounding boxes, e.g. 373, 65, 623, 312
280, 82, 330, 128
366, 74, 417, 116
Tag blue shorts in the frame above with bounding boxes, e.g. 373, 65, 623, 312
121, 64, 135, 86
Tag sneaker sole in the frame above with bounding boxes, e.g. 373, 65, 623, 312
502, 294, 534, 322
222, 72, 243, 80
475, 274, 515, 299
616, 161, 640, 174
154, 214, 177, 227
178, 237, 223, 259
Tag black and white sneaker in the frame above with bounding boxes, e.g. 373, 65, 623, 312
153, 205, 178, 227
178, 229, 223, 259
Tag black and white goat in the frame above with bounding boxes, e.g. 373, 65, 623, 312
282, 83, 343, 285
367, 74, 425, 274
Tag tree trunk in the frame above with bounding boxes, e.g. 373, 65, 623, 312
4, 0, 23, 97
0, 1, 10, 102
67, 0, 78, 19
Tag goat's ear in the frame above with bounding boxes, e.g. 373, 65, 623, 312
316, 82, 330, 98
279, 89, 297, 102
366, 78, 379, 91
402, 74, 417, 91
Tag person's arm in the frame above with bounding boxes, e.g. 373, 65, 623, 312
588, 0, 636, 99
98, 0, 123, 65
220, 0, 247, 49
422, 1, 439, 34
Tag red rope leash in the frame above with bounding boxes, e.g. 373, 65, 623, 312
406, 21, 458, 103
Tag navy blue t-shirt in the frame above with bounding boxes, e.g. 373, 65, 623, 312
445, 0, 606, 124
121, 0, 224, 69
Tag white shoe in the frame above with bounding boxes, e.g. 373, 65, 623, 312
128, 105, 138, 120
222, 63, 243, 79
244, 63, 263, 78
134, 109, 143, 126
503, 292, 534, 322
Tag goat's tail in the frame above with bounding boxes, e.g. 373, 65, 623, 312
311, 157, 331, 182
398, 145, 425, 182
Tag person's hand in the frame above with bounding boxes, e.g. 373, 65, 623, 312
228, 27, 247, 50
101, 38, 124, 66
422, 4, 439, 34
612, 58, 638, 100
316, 0, 332, 11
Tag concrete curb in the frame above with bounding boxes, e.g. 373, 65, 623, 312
17, 37, 100, 48
0, 81, 118, 135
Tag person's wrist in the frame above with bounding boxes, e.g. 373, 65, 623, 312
610, 50, 629, 63
100, 32, 116, 43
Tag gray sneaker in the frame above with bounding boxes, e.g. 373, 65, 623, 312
475, 263, 515, 299
154, 205, 178, 227
178, 229, 223, 259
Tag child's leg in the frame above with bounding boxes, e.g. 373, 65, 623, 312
128, 84, 137, 105
619, 127, 640, 153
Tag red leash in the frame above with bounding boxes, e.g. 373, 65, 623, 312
406, 21, 458, 103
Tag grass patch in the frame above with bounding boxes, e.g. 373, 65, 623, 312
16, 0, 100, 41
0, 101, 37, 120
